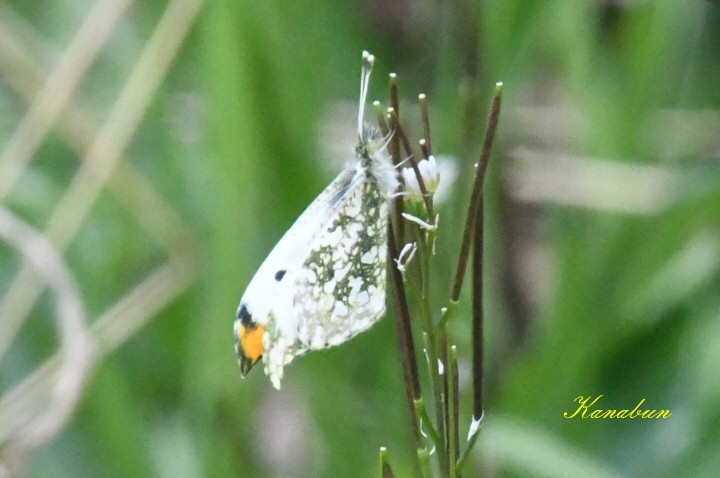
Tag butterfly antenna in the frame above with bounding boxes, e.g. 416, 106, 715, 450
358, 51, 375, 139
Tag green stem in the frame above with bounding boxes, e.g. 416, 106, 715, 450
457, 415, 483, 472
417, 448, 433, 478
379, 447, 395, 478
438, 300, 458, 329
434, 328, 450, 475
447, 346, 459, 478
415, 230, 448, 476
414, 398, 443, 453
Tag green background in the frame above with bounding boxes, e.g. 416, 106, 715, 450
1, 0, 719, 477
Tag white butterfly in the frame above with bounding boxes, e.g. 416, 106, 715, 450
234, 51, 399, 389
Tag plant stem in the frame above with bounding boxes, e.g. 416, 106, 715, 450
439, 328, 450, 478
419, 94, 432, 155
457, 414, 482, 472
387, 223, 422, 448
447, 346, 459, 478
456, 83, 502, 473
414, 398, 443, 452
471, 194, 484, 422
418, 448, 433, 478
373, 100, 390, 135
380, 447, 395, 478
389, 110, 435, 224
449, 83, 503, 303
415, 230, 448, 476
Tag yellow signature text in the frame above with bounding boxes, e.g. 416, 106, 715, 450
564, 395, 671, 419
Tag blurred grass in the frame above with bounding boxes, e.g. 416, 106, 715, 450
0, 0, 719, 477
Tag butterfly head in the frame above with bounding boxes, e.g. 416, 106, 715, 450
235, 304, 265, 376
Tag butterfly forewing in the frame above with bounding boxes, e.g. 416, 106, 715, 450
238, 167, 360, 326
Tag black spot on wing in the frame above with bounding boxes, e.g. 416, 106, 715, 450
237, 304, 255, 326
275, 269, 286, 281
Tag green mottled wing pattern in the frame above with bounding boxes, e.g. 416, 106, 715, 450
292, 172, 387, 350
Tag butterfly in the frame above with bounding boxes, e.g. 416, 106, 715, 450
234, 51, 399, 389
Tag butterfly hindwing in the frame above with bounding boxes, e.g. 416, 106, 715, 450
257, 166, 388, 389
292, 170, 388, 350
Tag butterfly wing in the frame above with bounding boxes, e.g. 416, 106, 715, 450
237, 166, 360, 328
293, 172, 388, 348
260, 170, 390, 388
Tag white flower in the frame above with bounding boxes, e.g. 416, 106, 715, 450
402, 155, 440, 201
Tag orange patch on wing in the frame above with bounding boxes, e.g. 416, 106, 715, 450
240, 324, 265, 363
